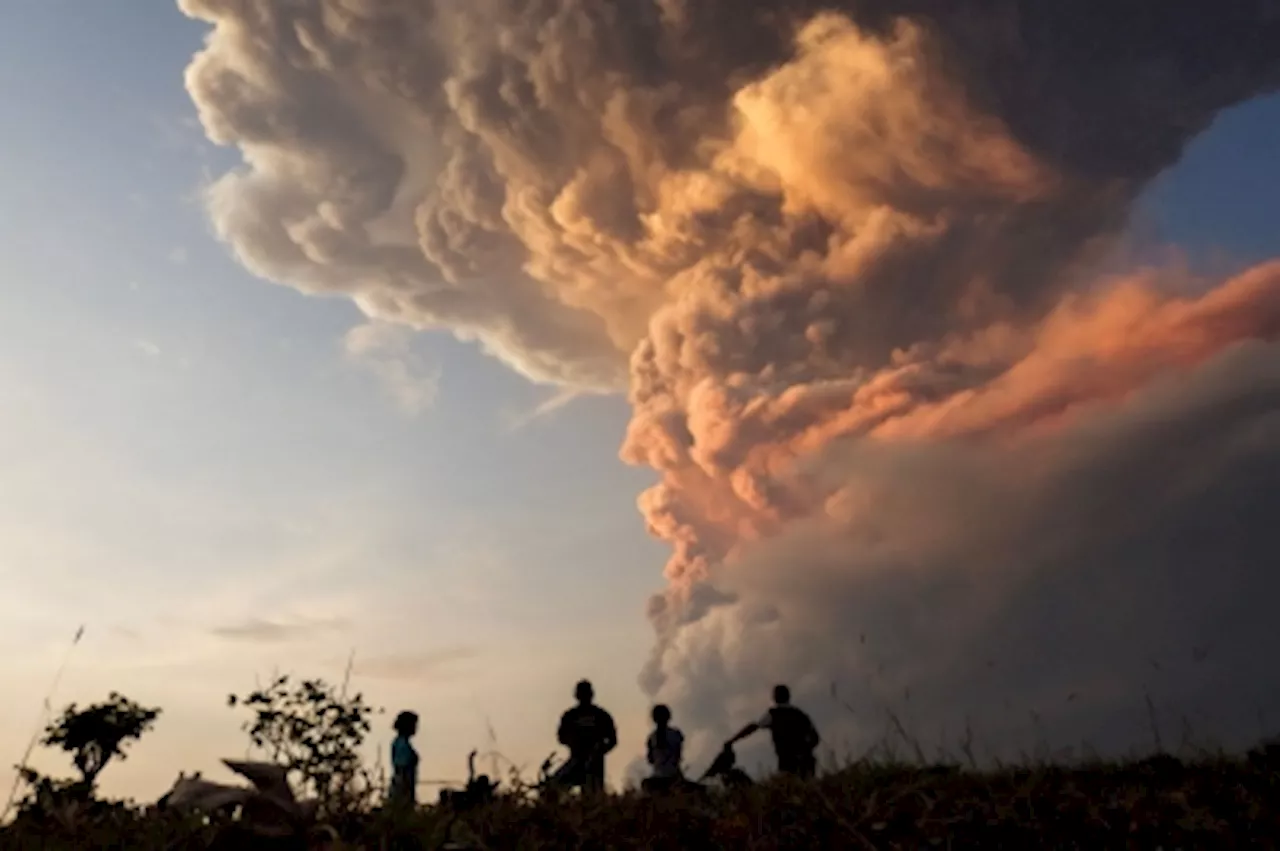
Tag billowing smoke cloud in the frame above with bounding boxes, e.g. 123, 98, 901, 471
180, 0, 1280, 767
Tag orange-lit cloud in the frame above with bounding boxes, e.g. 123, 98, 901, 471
180, 0, 1280, 766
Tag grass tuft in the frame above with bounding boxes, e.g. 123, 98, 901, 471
4, 738, 1279, 849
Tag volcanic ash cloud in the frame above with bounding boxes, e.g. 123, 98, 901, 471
180, 0, 1280, 760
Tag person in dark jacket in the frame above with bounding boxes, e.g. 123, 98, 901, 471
725, 684, 820, 778
556, 679, 617, 793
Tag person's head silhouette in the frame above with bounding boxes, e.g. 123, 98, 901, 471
393, 710, 419, 737
651, 704, 672, 727
772, 684, 791, 705
574, 679, 594, 705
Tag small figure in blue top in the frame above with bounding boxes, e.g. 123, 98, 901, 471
389, 710, 420, 808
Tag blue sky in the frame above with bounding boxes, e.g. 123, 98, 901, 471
0, 0, 667, 796
1, 2, 1277, 799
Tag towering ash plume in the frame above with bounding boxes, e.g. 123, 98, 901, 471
182, 0, 1280, 761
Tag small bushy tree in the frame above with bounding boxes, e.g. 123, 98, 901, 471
10, 692, 161, 822
40, 692, 162, 792
228, 675, 382, 814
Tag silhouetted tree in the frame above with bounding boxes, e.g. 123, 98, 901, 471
39, 692, 161, 792
228, 675, 381, 814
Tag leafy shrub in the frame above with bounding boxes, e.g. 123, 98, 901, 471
228, 674, 382, 816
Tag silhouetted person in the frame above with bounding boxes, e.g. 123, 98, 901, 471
388, 711, 420, 808
556, 680, 617, 793
726, 685, 820, 779
642, 704, 685, 793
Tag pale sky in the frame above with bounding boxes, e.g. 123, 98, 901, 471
2, 2, 1278, 802
0, 1, 667, 798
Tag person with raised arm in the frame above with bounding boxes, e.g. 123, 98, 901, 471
725, 685, 820, 779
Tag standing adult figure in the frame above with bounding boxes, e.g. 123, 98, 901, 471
556, 679, 617, 793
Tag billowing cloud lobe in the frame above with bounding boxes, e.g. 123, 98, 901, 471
181, 0, 1280, 769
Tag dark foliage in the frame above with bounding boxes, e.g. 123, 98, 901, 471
39, 692, 161, 791
5, 740, 1280, 849
228, 675, 382, 815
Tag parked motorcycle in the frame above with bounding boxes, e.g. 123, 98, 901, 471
156, 759, 326, 844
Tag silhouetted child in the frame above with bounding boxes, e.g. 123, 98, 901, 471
642, 704, 686, 793
388, 710, 420, 808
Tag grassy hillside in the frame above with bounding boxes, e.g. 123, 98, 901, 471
3, 741, 1278, 850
